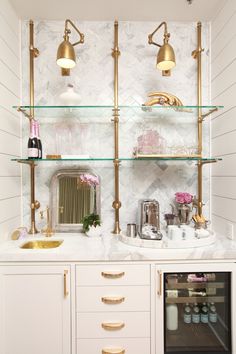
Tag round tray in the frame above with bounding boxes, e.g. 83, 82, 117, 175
119, 230, 216, 249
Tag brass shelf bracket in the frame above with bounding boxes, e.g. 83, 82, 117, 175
112, 20, 121, 234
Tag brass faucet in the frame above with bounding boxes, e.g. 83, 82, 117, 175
40, 206, 54, 237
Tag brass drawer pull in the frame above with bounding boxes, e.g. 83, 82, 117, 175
101, 271, 125, 279
101, 296, 125, 304
101, 322, 125, 331
64, 270, 69, 297
102, 348, 125, 354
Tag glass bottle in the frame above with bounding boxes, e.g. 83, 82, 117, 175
183, 303, 192, 324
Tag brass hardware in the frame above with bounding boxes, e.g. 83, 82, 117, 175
57, 19, 84, 73
148, 22, 176, 75
201, 107, 218, 120
20, 240, 63, 249
64, 270, 69, 297
101, 271, 125, 279
29, 20, 39, 121
101, 322, 125, 331
40, 206, 54, 237
143, 92, 183, 107
102, 348, 125, 354
101, 296, 125, 304
112, 21, 121, 234
157, 270, 162, 296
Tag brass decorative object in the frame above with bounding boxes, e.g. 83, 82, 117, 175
40, 206, 54, 237
112, 20, 121, 234
143, 92, 183, 107
56, 19, 84, 76
148, 22, 176, 76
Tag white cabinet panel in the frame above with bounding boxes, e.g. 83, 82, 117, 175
76, 285, 150, 312
0, 265, 71, 354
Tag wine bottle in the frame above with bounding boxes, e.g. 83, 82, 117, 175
35, 120, 42, 159
28, 121, 39, 159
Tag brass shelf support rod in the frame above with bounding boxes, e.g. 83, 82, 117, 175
29, 20, 39, 120
112, 20, 121, 234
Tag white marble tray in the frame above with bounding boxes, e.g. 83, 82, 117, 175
119, 230, 216, 249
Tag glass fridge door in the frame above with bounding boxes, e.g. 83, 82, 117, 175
164, 272, 231, 354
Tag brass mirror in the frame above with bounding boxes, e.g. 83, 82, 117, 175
50, 169, 101, 232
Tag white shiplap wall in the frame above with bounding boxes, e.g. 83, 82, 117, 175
0, 0, 21, 241
211, 0, 236, 237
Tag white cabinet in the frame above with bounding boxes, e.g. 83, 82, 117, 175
155, 263, 236, 354
0, 265, 71, 354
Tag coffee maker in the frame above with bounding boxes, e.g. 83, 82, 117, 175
138, 199, 162, 240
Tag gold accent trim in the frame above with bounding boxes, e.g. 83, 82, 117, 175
157, 271, 162, 296
101, 296, 125, 304
101, 322, 125, 331
101, 271, 125, 279
102, 349, 125, 354
64, 270, 69, 297
112, 21, 121, 234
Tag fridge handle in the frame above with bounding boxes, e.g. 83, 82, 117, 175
157, 270, 162, 296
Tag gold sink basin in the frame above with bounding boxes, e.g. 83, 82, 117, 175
20, 240, 63, 249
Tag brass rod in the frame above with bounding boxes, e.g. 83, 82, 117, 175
28, 162, 39, 234
112, 20, 121, 234
29, 20, 35, 119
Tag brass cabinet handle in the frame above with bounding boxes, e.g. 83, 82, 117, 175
64, 270, 69, 297
101, 271, 125, 279
157, 270, 162, 297
102, 348, 125, 354
101, 322, 125, 331
101, 296, 125, 304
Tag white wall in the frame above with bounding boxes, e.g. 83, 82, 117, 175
0, 0, 21, 241
211, 0, 236, 237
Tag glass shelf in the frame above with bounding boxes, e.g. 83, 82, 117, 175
12, 157, 222, 162
14, 105, 223, 121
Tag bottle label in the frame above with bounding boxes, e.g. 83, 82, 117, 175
209, 313, 217, 323
184, 314, 191, 324
201, 314, 208, 323
192, 314, 200, 323
28, 148, 38, 158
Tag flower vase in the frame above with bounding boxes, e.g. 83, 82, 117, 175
177, 204, 192, 225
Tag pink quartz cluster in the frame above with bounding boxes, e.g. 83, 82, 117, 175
175, 192, 193, 204
136, 130, 166, 155
79, 174, 99, 187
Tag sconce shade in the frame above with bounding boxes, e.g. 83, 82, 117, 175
57, 39, 76, 69
156, 43, 176, 71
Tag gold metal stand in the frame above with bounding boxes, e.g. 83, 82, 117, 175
112, 21, 121, 234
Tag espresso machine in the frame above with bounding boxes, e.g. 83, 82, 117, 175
138, 199, 163, 240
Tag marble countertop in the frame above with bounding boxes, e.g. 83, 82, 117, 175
0, 232, 236, 263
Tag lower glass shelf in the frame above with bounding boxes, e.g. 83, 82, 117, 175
12, 157, 222, 162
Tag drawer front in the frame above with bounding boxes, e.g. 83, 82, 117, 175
77, 338, 150, 354
76, 312, 150, 338
76, 286, 150, 312
76, 265, 150, 286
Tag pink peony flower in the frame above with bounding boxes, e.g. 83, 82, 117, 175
175, 192, 193, 204
80, 174, 99, 187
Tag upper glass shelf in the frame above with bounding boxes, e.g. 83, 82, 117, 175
13, 105, 223, 121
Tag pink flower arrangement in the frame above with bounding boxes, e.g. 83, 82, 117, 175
79, 174, 99, 187
175, 192, 193, 204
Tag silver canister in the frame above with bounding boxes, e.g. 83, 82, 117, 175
126, 223, 137, 237
138, 199, 162, 240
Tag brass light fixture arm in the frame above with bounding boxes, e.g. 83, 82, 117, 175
148, 22, 169, 47
17, 160, 40, 234
112, 20, 121, 234
64, 19, 84, 47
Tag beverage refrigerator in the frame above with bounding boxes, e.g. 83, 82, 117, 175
155, 263, 236, 354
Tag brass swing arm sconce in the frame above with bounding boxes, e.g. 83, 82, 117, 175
57, 19, 85, 76
148, 22, 176, 76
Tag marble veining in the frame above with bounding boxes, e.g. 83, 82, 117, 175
21, 21, 210, 232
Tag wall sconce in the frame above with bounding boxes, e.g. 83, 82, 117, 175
57, 19, 84, 76
148, 22, 176, 76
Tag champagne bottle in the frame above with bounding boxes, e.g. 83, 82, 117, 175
35, 120, 42, 159
28, 121, 38, 159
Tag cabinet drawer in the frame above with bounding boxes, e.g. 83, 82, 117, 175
76, 312, 150, 338
77, 338, 150, 354
76, 285, 150, 312
76, 264, 150, 286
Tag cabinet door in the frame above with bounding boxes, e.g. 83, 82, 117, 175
0, 265, 71, 354
155, 263, 236, 354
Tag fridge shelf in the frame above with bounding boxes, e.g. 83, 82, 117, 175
166, 296, 225, 304
166, 282, 225, 290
